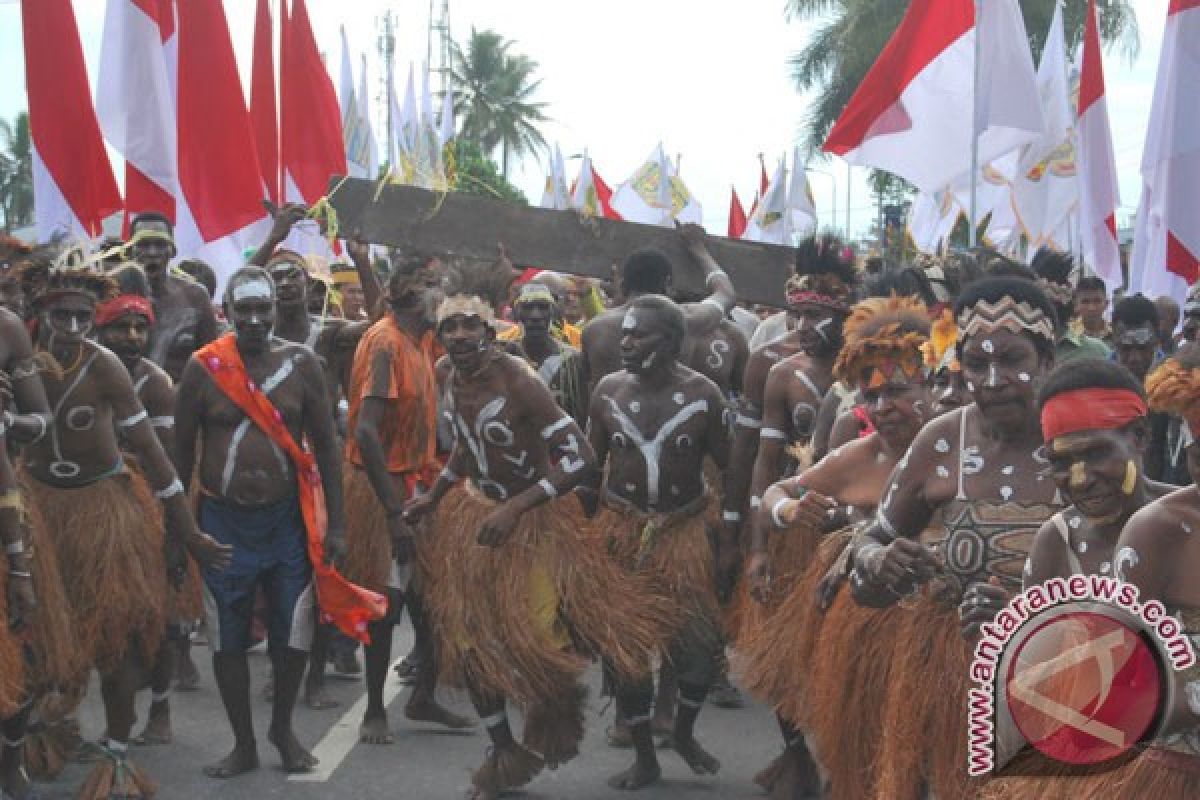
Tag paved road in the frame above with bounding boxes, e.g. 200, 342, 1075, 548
45, 622, 783, 799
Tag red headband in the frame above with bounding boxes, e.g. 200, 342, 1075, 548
1041, 388, 1147, 443
95, 294, 156, 327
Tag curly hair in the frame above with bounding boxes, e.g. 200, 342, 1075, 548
20, 250, 116, 308
832, 295, 930, 388
794, 232, 858, 286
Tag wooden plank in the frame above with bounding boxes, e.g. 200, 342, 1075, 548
327, 176, 796, 307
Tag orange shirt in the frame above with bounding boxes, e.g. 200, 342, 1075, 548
344, 316, 440, 474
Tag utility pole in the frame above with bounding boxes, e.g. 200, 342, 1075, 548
377, 11, 397, 159
429, 0, 452, 99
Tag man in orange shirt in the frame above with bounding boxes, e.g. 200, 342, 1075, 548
342, 252, 473, 744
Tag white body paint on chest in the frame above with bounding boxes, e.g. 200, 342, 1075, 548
221, 356, 296, 495
604, 395, 708, 507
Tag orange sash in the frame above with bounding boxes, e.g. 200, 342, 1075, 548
196, 334, 386, 643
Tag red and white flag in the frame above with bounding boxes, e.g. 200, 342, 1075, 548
1129, 0, 1200, 304
727, 188, 748, 239
174, 0, 269, 282
570, 154, 621, 220
250, 0, 280, 204
823, 0, 1042, 195
1076, 0, 1122, 290
22, 0, 122, 241
97, 0, 177, 231
281, 0, 348, 208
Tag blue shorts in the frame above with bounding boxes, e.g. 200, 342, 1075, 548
200, 494, 314, 653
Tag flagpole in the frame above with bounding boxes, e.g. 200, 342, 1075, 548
969, 0, 983, 248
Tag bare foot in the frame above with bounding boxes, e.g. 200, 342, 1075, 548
134, 700, 173, 745
404, 700, 474, 730
304, 683, 339, 711
674, 735, 720, 775
267, 726, 317, 773
203, 743, 260, 779
607, 759, 662, 791
358, 712, 394, 745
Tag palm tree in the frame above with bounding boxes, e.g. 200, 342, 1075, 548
0, 112, 33, 233
449, 28, 550, 177
788, 0, 1140, 157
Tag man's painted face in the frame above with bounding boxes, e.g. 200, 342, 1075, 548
42, 294, 94, 345
788, 304, 839, 356
97, 313, 152, 366
620, 309, 673, 375
268, 261, 308, 309
131, 221, 175, 276
226, 278, 276, 350
1075, 289, 1108, 325
515, 298, 554, 338
438, 313, 490, 371
960, 329, 1046, 426
859, 371, 930, 447
1114, 323, 1159, 381
1046, 426, 1143, 522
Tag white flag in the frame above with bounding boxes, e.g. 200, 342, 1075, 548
540, 144, 569, 210
611, 143, 702, 227
786, 147, 818, 238
743, 157, 789, 244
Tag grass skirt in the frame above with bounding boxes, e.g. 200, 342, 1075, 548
737, 528, 852, 713
874, 592, 981, 800
981, 743, 1200, 800
0, 566, 22, 716
730, 513, 824, 647
341, 467, 394, 594
804, 585, 905, 799
25, 471, 167, 675
423, 486, 671, 708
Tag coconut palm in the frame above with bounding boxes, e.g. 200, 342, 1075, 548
0, 112, 33, 233
449, 27, 549, 177
788, 0, 1140, 156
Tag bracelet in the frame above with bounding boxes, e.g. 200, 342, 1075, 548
761, 427, 787, 441
538, 478, 558, 499
8, 571, 31, 579
30, 414, 48, 443
750, 495, 762, 510
5, 541, 24, 556
770, 497, 791, 530
721, 510, 741, 523
117, 410, 149, 429
153, 479, 184, 500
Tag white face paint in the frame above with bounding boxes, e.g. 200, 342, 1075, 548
985, 363, 1000, 388
232, 279, 272, 303
814, 318, 833, 344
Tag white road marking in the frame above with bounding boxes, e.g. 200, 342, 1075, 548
288, 659, 407, 783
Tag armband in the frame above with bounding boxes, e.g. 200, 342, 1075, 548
117, 410, 149, 429
750, 495, 762, 510
538, 478, 558, 499
735, 414, 761, 430
721, 510, 741, 523
702, 296, 725, 312
153, 479, 184, 500
150, 416, 175, 429
770, 497, 791, 529
761, 427, 787, 441
5, 541, 24, 556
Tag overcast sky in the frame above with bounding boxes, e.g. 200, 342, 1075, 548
0, 0, 1170, 238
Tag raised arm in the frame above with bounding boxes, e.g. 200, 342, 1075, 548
676, 222, 736, 333
346, 234, 384, 321
248, 202, 307, 267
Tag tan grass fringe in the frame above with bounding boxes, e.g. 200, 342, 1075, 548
341, 467, 394, 594
168, 557, 204, 622
19, 476, 82, 690
736, 528, 852, 712
522, 681, 587, 770
24, 687, 84, 780
471, 741, 544, 796
424, 487, 671, 708
76, 751, 157, 799
25, 471, 167, 675
978, 747, 1141, 800
0, 565, 23, 716
804, 587, 904, 800
874, 593, 983, 800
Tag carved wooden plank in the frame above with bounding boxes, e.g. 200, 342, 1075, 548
327, 176, 796, 306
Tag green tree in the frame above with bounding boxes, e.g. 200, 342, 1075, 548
0, 112, 33, 233
449, 28, 550, 178
787, 0, 1139, 157
448, 139, 528, 205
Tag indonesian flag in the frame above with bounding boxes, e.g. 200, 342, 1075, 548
249, 0, 280, 204
97, 0, 177, 231
174, 0, 270, 284
1076, 0, 1122, 290
569, 154, 620, 220
823, 0, 1043, 195
1129, 0, 1200, 304
339, 28, 378, 181
611, 143, 702, 227
540, 144, 570, 210
22, 0, 122, 241
281, 0, 347, 207
727, 188, 748, 239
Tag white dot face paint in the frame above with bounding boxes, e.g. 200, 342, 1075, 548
232, 279, 272, 303
935, 438, 951, 454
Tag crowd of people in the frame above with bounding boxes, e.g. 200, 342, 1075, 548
0, 203, 1197, 799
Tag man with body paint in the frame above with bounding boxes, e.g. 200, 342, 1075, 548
962, 358, 1175, 799
848, 277, 1064, 799
580, 294, 732, 792
95, 262, 199, 745
18, 256, 228, 798
175, 267, 359, 780
128, 212, 219, 383
340, 251, 472, 746
1103, 343, 1200, 798
406, 294, 666, 800
510, 282, 588, 424
740, 296, 934, 800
